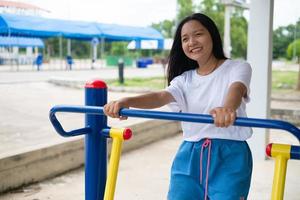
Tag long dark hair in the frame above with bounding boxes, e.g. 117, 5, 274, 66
167, 13, 227, 85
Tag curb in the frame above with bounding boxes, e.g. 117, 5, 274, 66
271, 108, 300, 126
48, 77, 160, 93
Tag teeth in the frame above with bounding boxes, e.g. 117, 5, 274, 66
191, 47, 202, 53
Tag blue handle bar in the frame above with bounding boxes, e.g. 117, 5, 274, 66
49, 105, 92, 137
49, 105, 300, 142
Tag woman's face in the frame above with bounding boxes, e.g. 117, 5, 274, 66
181, 20, 213, 63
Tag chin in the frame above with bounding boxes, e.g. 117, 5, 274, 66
188, 55, 201, 62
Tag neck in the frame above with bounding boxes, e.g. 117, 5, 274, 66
197, 56, 219, 76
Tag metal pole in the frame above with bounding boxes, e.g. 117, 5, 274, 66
102, 128, 132, 200
92, 43, 97, 69
93, 44, 97, 61
8, 29, 13, 71
100, 38, 105, 60
59, 36, 63, 70
67, 39, 71, 56
118, 58, 124, 84
293, 23, 297, 60
84, 80, 108, 200
224, 4, 232, 58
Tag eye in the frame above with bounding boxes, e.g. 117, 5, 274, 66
195, 32, 204, 36
182, 37, 188, 43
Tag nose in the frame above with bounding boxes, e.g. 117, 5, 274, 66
188, 37, 196, 47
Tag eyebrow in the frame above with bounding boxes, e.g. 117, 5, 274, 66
181, 29, 205, 37
194, 28, 206, 32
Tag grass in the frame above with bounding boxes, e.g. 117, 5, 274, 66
272, 71, 298, 91
106, 71, 299, 92
107, 77, 167, 90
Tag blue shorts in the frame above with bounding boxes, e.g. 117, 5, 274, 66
167, 138, 253, 200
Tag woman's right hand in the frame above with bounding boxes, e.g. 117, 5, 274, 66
103, 99, 129, 120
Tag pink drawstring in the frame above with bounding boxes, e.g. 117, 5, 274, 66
200, 138, 211, 200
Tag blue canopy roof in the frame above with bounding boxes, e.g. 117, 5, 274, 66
0, 13, 100, 40
0, 13, 164, 42
0, 36, 44, 48
96, 23, 163, 41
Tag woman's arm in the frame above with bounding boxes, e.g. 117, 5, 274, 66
104, 91, 174, 119
210, 82, 247, 127
223, 82, 247, 110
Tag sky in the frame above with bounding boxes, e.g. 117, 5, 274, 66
19, 0, 300, 29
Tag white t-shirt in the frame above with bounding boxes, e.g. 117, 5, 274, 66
165, 59, 253, 142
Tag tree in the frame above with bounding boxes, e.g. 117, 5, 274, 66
176, 0, 194, 23
230, 10, 248, 58
44, 37, 91, 59
197, 0, 225, 36
110, 42, 129, 56
151, 19, 175, 38
71, 40, 91, 58
286, 39, 300, 90
273, 24, 297, 59
198, 0, 248, 58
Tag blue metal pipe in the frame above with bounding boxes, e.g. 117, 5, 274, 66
291, 145, 300, 160
49, 105, 300, 142
84, 81, 107, 200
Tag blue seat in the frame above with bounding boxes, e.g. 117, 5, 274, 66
34, 54, 43, 71
136, 57, 153, 68
66, 55, 74, 70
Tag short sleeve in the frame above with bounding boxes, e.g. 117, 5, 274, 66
229, 62, 252, 103
165, 75, 186, 112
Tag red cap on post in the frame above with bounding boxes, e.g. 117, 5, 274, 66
123, 128, 132, 140
266, 143, 272, 157
85, 80, 107, 89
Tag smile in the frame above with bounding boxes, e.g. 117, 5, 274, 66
190, 47, 202, 53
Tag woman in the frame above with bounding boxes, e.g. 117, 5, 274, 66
104, 13, 253, 200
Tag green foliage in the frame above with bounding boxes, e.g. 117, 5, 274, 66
198, 0, 225, 40
110, 42, 129, 56
273, 22, 299, 59
286, 38, 300, 90
44, 38, 91, 59
231, 12, 248, 58
286, 39, 300, 60
176, 0, 194, 23
44, 37, 62, 58
198, 0, 248, 58
71, 40, 91, 59
151, 19, 175, 38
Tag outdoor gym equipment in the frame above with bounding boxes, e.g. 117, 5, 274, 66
49, 79, 300, 200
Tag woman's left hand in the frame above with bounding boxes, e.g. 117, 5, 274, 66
209, 107, 236, 128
